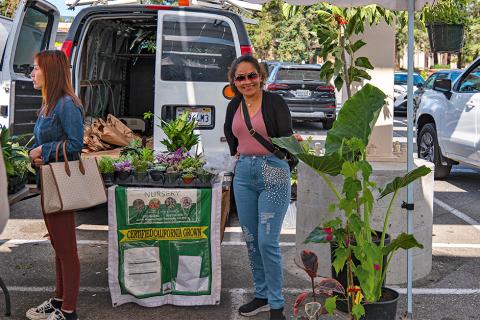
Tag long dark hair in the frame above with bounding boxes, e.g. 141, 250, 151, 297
228, 55, 267, 97
35, 50, 83, 116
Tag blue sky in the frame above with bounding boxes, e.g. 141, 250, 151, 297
49, 0, 79, 17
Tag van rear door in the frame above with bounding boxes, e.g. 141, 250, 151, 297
0, 0, 59, 135
154, 10, 240, 165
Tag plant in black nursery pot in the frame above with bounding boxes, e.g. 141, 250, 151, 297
133, 158, 150, 181
114, 159, 133, 181
98, 156, 115, 184
164, 165, 179, 185
149, 163, 167, 182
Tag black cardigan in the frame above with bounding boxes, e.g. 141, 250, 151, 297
223, 91, 293, 156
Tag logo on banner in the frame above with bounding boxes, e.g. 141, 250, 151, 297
126, 188, 200, 225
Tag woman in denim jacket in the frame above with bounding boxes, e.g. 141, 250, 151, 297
27, 50, 84, 320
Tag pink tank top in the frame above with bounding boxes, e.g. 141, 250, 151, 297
232, 107, 271, 155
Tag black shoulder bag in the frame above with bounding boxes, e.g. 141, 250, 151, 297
241, 98, 298, 172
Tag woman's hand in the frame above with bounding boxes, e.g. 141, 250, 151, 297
29, 146, 43, 167
33, 158, 44, 167
293, 133, 304, 142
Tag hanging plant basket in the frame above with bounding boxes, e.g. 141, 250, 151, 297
426, 24, 465, 53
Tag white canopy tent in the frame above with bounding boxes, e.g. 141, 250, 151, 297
241, 0, 433, 318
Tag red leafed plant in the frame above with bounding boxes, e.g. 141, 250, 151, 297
294, 250, 346, 320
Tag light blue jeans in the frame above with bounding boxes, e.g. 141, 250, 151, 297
233, 154, 291, 309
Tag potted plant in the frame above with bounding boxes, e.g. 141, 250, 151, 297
133, 158, 150, 181
178, 156, 204, 172
98, 156, 115, 185
139, 147, 155, 163
273, 84, 431, 320
8, 159, 31, 194
293, 250, 347, 320
149, 163, 167, 182
181, 167, 196, 185
159, 111, 199, 153
1, 126, 33, 194
164, 165, 179, 185
196, 167, 214, 185
114, 159, 133, 181
421, 0, 468, 53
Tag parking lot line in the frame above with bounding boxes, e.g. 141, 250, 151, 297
434, 197, 480, 233
2, 239, 479, 249
6, 286, 480, 295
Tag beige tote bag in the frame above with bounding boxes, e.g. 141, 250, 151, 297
41, 142, 107, 214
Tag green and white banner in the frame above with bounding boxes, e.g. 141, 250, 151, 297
108, 181, 222, 307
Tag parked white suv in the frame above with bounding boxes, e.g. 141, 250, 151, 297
416, 57, 480, 179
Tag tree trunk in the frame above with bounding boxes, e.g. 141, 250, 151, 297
457, 52, 462, 69
433, 52, 438, 65
446, 53, 451, 66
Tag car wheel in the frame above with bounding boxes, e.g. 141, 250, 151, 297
418, 123, 451, 179
323, 119, 334, 130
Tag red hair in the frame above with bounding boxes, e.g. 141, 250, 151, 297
35, 50, 83, 116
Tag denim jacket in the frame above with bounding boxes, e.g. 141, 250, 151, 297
33, 96, 84, 163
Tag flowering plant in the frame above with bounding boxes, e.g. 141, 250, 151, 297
273, 84, 430, 319
113, 160, 133, 172
155, 148, 188, 166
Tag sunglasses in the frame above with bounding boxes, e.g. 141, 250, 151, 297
234, 72, 259, 82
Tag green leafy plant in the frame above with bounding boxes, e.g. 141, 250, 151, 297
421, 0, 469, 25
120, 139, 143, 158
98, 156, 115, 174
273, 84, 430, 319
307, 5, 394, 98
139, 147, 154, 163
160, 111, 199, 153
178, 156, 204, 171
132, 158, 150, 173
1, 126, 32, 178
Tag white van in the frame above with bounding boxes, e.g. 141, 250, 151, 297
1, 1, 252, 167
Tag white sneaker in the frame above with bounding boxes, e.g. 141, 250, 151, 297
26, 299, 59, 320
46, 309, 78, 320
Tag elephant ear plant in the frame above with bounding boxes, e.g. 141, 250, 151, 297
273, 84, 431, 319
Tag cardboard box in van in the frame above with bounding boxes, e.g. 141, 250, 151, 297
1, 1, 252, 170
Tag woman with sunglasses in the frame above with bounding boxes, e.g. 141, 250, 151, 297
224, 55, 299, 320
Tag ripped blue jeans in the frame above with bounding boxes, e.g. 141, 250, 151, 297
233, 154, 291, 309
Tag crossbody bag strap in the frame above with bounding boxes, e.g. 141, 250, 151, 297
241, 98, 285, 159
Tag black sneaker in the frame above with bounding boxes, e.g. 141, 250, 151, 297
270, 308, 286, 320
46, 309, 78, 320
26, 298, 62, 320
238, 298, 270, 316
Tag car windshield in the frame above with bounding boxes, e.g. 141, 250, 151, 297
276, 68, 321, 81
394, 74, 425, 86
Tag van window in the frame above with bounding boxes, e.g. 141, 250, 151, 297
13, 7, 50, 75
161, 15, 236, 82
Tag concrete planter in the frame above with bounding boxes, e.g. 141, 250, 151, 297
296, 159, 434, 285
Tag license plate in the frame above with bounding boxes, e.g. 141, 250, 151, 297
295, 90, 311, 97
176, 107, 212, 127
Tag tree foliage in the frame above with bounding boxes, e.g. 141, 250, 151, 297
0, 0, 20, 18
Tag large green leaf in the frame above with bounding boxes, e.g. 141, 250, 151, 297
382, 233, 424, 257
325, 84, 386, 156
272, 137, 343, 176
271, 136, 304, 155
378, 166, 432, 199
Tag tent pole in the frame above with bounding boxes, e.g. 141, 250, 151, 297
406, 0, 415, 318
